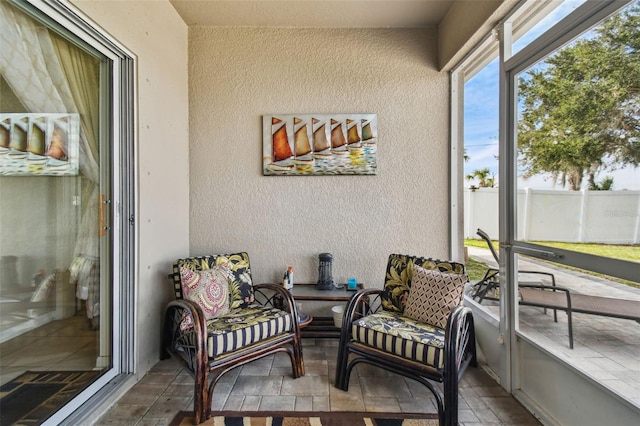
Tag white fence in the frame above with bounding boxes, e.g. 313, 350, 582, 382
464, 188, 640, 244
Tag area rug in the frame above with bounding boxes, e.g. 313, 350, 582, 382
0, 370, 98, 425
170, 411, 439, 426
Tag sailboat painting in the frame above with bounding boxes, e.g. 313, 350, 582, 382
266, 116, 295, 172
312, 118, 332, 159
346, 118, 362, 148
293, 117, 314, 164
361, 117, 378, 145
330, 119, 348, 154
263, 114, 377, 176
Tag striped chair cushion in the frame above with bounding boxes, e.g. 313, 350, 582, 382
205, 306, 293, 358
352, 310, 446, 369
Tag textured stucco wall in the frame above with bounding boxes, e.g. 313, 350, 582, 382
72, 0, 190, 374
189, 27, 451, 290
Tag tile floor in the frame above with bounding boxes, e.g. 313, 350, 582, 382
95, 339, 541, 426
0, 315, 99, 386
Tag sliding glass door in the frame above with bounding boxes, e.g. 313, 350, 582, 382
0, 0, 134, 422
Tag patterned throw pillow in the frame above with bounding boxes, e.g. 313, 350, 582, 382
171, 253, 254, 309
380, 254, 465, 313
403, 264, 468, 329
179, 264, 231, 330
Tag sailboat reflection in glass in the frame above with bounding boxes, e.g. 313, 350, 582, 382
263, 114, 377, 176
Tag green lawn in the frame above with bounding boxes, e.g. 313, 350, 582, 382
465, 257, 490, 282
465, 238, 640, 262
465, 239, 639, 287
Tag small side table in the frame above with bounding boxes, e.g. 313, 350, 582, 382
297, 311, 313, 329
289, 282, 362, 338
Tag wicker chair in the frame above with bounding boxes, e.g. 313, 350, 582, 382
335, 254, 477, 426
162, 252, 305, 424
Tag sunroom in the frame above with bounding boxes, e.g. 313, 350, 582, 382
0, 1, 638, 425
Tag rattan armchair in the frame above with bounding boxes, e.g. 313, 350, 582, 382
162, 252, 305, 424
335, 254, 477, 426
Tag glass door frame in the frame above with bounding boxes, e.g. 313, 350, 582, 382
7, 0, 137, 423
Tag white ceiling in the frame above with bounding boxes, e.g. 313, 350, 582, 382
169, 0, 456, 28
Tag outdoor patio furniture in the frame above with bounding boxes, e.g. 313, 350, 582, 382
518, 284, 640, 349
471, 228, 557, 304
335, 254, 477, 426
471, 229, 640, 349
162, 252, 305, 424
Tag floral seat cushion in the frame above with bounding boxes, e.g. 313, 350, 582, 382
352, 310, 446, 369
205, 306, 293, 358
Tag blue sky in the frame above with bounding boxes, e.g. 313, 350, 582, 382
463, 0, 640, 191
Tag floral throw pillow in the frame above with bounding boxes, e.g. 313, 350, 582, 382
403, 264, 468, 329
179, 264, 231, 330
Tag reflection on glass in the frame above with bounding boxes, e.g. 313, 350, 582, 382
0, 1, 109, 422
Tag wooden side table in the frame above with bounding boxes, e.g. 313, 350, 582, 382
288, 282, 362, 338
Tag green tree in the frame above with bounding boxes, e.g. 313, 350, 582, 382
517, 2, 640, 190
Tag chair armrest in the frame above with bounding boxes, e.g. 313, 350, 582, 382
163, 299, 207, 370
346, 288, 383, 318
444, 306, 477, 376
339, 288, 383, 341
253, 283, 300, 330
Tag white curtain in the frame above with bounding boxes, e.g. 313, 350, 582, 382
0, 2, 101, 320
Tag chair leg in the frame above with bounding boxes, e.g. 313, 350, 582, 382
292, 336, 305, 377
334, 354, 343, 389
335, 342, 350, 390
443, 374, 459, 426
340, 360, 358, 391
193, 366, 208, 424
567, 310, 574, 349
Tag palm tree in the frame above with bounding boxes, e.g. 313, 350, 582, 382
466, 168, 495, 188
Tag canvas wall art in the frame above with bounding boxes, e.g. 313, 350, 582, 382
263, 114, 377, 176
0, 113, 80, 176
